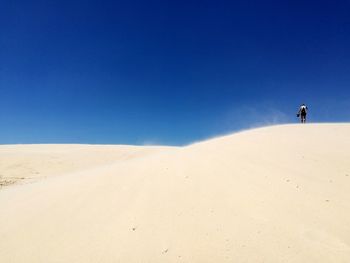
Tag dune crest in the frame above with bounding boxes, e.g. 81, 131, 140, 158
1, 124, 350, 262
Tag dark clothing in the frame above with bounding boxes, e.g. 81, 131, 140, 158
298, 105, 308, 123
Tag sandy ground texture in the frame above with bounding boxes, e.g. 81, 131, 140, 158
0, 144, 172, 187
0, 124, 350, 262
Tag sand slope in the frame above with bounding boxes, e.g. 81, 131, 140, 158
1, 124, 350, 262
0, 144, 172, 187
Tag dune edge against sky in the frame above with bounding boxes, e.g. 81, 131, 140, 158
0, 123, 350, 262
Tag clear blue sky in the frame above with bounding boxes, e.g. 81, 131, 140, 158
1, 0, 350, 145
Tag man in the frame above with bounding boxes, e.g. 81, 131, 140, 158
297, 104, 308, 123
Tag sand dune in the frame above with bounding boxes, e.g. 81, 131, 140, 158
0, 144, 173, 187
1, 124, 350, 262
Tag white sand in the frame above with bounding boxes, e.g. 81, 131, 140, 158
0, 124, 350, 262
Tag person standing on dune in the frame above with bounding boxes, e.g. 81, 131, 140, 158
297, 103, 308, 123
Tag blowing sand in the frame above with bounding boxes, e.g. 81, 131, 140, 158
0, 124, 350, 262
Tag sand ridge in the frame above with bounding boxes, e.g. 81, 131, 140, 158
0, 144, 175, 188
0, 124, 350, 262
